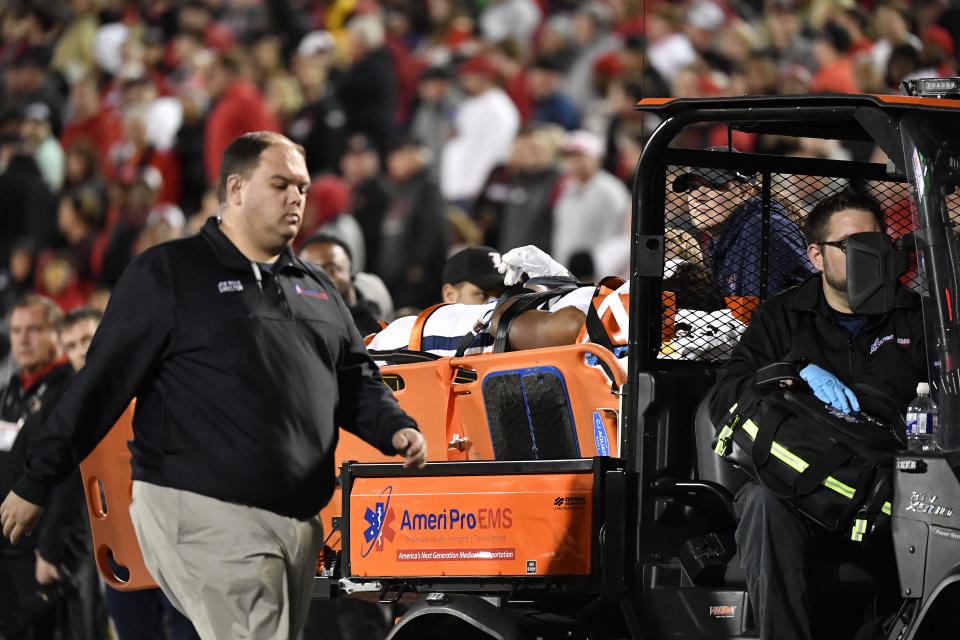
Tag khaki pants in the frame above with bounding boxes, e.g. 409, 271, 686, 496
129, 481, 323, 640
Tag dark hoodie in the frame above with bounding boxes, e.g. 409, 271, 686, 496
707, 195, 813, 298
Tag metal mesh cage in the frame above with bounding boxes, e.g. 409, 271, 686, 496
658, 163, 919, 363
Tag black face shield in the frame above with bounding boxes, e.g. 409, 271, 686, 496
845, 231, 912, 314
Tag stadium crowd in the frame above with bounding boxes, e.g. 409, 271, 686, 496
0, 0, 957, 638
3, 0, 958, 339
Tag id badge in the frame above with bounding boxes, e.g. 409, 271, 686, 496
0, 418, 23, 452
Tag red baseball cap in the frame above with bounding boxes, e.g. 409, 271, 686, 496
458, 55, 497, 79
923, 25, 955, 58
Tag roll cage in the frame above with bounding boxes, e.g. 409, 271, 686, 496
626, 92, 960, 504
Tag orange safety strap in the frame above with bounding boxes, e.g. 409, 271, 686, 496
576, 277, 625, 345
577, 287, 675, 344
408, 303, 452, 351
440, 359, 468, 461
577, 277, 630, 345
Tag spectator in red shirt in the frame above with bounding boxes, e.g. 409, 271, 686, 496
33, 250, 91, 313
490, 41, 535, 123
810, 21, 860, 94
60, 76, 123, 171
921, 25, 958, 76
202, 50, 280, 185
108, 107, 182, 207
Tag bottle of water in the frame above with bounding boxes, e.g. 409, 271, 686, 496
906, 382, 939, 453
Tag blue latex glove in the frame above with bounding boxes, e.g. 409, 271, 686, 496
799, 364, 861, 414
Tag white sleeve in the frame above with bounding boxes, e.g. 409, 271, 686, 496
367, 315, 417, 352
547, 286, 596, 314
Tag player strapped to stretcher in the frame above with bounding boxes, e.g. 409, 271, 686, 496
367, 245, 746, 362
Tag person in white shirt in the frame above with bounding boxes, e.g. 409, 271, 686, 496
551, 130, 630, 268
440, 56, 519, 207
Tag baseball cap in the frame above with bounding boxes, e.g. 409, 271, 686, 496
671, 147, 755, 192
442, 246, 504, 290
297, 30, 335, 58
687, 1, 725, 31
923, 25, 955, 58
419, 65, 453, 82
593, 52, 625, 78
11, 46, 52, 69
531, 54, 565, 73
344, 133, 375, 154
561, 130, 604, 158
386, 131, 422, 154
813, 22, 852, 54
23, 102, 51, 123
458, 55, 497, 79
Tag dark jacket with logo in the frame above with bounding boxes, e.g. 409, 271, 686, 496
1, 360, 88, 565
710, 275, 927, 426
708, 196, 814, 298
14, 218, 416, 520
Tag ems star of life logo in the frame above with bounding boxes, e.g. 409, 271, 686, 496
361, 486, 396, 557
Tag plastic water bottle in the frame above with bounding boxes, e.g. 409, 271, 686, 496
906, 382, 939, 453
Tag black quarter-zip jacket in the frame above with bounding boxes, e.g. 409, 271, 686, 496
1, 361, 89, 565
14, 218, 416, 520
710, 275, 927, 427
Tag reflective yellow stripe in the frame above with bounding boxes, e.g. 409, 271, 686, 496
713, 403, 741, 457
882, 502, 892, 516
742, 419, 857, 499
714, 425, 734, 455
850, 518, 867, 542
823, 477, 856, 499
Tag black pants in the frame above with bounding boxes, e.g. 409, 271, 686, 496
734, 482, 899, 640
0, 553, 65, 640
734, 482, 815, 640
104, 586, 200, 640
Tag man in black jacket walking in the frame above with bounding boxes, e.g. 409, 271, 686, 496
1, 132, 426, 640
709, 189, 927, 640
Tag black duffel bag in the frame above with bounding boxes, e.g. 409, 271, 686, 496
712, 384, 903, 542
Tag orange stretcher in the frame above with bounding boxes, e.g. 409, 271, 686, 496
319, 343, 624, 550
78, 402, 157, 590
79, 343, 625, 589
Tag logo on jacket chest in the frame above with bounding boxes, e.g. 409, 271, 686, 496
218, 280, 243, 293
295, 284, 328, 300
869, 334, 910, 355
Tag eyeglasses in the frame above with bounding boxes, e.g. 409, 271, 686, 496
820, 239, 848, 254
